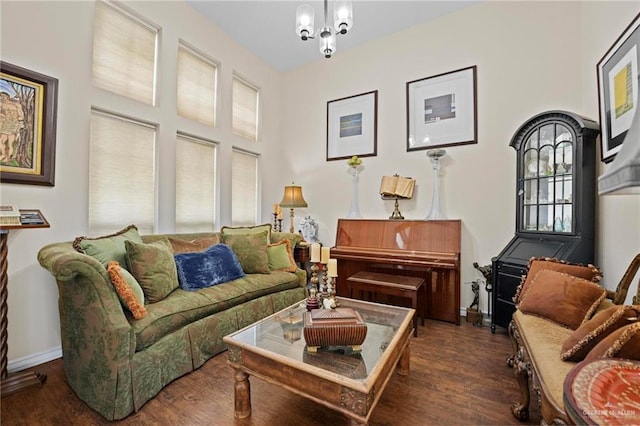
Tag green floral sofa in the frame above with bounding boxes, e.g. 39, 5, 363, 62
37, 226, 307, 420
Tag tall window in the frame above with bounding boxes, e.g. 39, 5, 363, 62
89, 110, 156, 234
176, 134, 217, 232
177, 43, 217, 126
232, 76, 259, 141
92, 0, 158, 105
231, 149, 258, 226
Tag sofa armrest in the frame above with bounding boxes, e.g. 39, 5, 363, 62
38, 242, 135, 415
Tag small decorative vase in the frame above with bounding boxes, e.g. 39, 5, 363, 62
426, 149, 447, 220
347, 166, 362, 218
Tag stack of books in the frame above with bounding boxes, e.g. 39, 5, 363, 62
0, 206, 21, 225
20, 210, 45, 225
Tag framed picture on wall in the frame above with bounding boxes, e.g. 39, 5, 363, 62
597, 12, 640, 163
326, 90, 377, 161
0, 61, 58, 186
406, 66, 477, 152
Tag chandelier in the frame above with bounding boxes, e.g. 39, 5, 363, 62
295, 0, 353, 58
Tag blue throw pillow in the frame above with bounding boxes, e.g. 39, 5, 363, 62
174, 244, 245, 291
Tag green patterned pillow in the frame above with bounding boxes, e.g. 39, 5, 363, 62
267, 239, 297, 272
223, 230, 270, 274
221, 223, 272, 242
124, 238, 179, 303
73, 224, 143, 269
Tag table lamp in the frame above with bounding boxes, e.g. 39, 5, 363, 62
279, 183, 308, 233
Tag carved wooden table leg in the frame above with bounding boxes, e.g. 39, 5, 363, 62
1, 230, 47, 397
396, 342, 410, 376
0, 231, 8, 381
506, 320, 518, 368
233, 369, 251, 419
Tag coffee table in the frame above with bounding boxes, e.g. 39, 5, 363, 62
223, 297, 415, 425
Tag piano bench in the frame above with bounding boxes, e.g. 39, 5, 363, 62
346, 271, 425, 337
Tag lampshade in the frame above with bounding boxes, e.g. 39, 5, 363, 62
598, 104, 640, 195
280, 184, 308, 208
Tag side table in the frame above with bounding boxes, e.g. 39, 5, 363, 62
1, 209, 50, 397
563, 358, 640, 425
293, 243, 309, 269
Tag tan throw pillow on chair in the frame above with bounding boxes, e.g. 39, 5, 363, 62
561, 305, 639, 361
518, 269, 606, 330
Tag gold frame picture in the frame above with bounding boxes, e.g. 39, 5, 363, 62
0, 61, 58, 186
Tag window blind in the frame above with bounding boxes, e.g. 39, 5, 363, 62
231, 149, 258, 226
89, 110, 155, 235
232, 76, 259, 141
176, 134, 217, 232
177, 44, 217, 126
92, 0, 157, 105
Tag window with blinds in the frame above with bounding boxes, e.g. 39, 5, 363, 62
231, 149, 258, 226
176, 134, 217, 232
92, 0, 158, 105
177, 43, 217, 126
232, 76, 259, 141
89, 110, 156, 235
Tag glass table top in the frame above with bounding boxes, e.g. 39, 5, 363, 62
226, 297, 413, 384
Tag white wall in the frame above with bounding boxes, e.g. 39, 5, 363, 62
282, 0, 588, 314
281, 0, 640, 313
0, 0, 285, 367
1, 0, 639, 368
579, 1, 640, 303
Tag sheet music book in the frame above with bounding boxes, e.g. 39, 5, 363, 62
379, 175, 416, 198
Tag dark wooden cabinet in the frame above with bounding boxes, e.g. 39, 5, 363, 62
491, 111, 599, 333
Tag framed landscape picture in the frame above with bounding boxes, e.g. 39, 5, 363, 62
0, 61, 58, 186
406, 66, 477, 152
326, 90, 377, 161
597, 13, 640, 163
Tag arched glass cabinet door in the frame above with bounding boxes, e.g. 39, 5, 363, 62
519, 122, 575, 234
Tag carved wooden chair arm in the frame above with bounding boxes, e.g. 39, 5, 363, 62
609, 253, 640, 305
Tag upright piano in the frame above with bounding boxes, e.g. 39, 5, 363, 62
331, 218, 461, 324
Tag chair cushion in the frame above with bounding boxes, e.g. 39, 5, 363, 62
518, 269, 606, 330
561, 305, 639, 361
174, 244, 245, 290
130, 271, 301, 351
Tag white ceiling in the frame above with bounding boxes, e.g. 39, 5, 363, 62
187, 1, 479, 72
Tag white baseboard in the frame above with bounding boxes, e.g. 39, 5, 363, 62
7, 347, 62, 373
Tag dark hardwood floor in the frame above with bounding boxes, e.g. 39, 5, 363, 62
1, 319, 540, 425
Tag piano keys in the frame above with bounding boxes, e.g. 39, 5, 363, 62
331, 218, 461, 324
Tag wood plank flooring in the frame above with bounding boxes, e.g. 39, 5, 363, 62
1, 319, 540, 425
